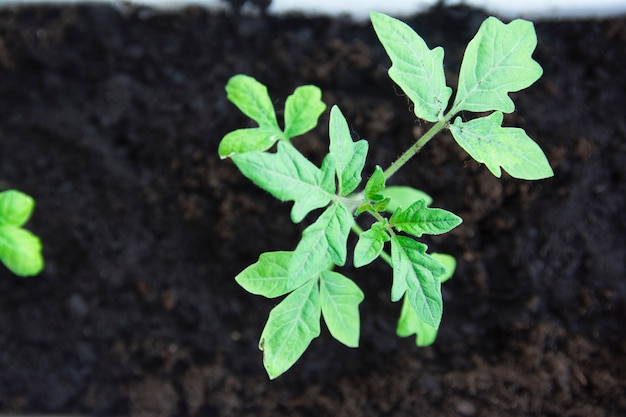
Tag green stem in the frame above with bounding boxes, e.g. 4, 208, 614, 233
383, 118, 448, 181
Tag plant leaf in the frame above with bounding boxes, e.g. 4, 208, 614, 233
380, 186, 433, 213
226, 74, 280, 130
452, 17, 543, 114
370, 12, 452, 122
396, 294, 438, 346
328, 106, 368, 196
390, 236, 446, 328
319, 270, 364, 347
232, 141, 335, 223
284, 85, 326, 139
235, 251, 309, 298
354, 222, 390, 268
218, 127, 282, 159
0, 190, 35, 227
0, 226, 43, 276
430, 252, 457, 283
390, 199, 462, 237
364, 166, 386, 200
288, 202, 353, 285
396, 253, 455, 345
259, 279, 321, 379
449, 112, 553, 180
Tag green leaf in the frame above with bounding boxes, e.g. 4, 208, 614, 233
232, 142, 335, 223
328, 106, 368, 196
226, 74, 280, 130
218, 127, 281, 159
397, 294, 438, 346
452, 17, 543, 114
259, 279, 321, 379
380, 186, 433, 213
370, 12, 452, 122
390, 199, 462, 237
364, 166, 386, 200
430, 252, 457, 283
288, 203, 353, 285
235, 251, 310, 298
284, 85, 326, 139
320, 271, 364, 347
0, 226, 43, 276
449, 112, 554, 180
396, 253, 455, 346
390, 236, 446, 328
0, 190, 35, 227
354, 222, 390, 268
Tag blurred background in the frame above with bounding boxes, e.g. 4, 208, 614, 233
1, 0, 626, 18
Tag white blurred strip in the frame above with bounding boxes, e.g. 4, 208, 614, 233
0, 0, 625, 19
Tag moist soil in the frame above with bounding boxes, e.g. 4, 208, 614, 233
0, 3, 625, 416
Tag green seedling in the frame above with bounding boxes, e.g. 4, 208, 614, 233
0, 190, 43, 276
219, 12, 552, 379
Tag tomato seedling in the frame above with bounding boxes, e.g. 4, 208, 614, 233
219, 12, 552, 379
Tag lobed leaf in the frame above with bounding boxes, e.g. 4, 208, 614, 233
328, 106, 369, 195
396, 295, 438, 346
370, 12, 452, 122
226, 74, 280, 130
259, 279, 321, 379
0, 190, 35, 227
452, 17, 543, 114
390, 236, 446, 328
396, 252, 456, 345
284, 85, 326, 139
0, 226, 43, 276
353, 222, 390, 268
288, 202, 353, 286
319, 271, 364, 347
232, 142, 335, 223
390, 199, 462, 237
449, 112, 553, 180
235, 251, 307, 298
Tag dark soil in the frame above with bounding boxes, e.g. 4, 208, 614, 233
0, 3, 625, 416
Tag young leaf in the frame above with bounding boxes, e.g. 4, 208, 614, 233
259, 279, 321, 379
449, 112, 554, 180
235, 251, 309, 298
354, 222, 390, 268
430, 252, 457, 283
319, 270, 364, 347
226, 74, 280, 130
397, 252, 456, 346
328, 106, 368, 196
390, 199, 462, 237
288, 202, 353, 285
0, 226, 43, 276
284, 85, 326, 139
370, 12, 452, 122
232, 141, 335, 223
0, 190, 35, 227
380, 186, 433, 213
452, 17, 543, 114
364, 165, 386, 200
218, 127, 281, 159
397, 295, 438, 346
390, 236, 446, 328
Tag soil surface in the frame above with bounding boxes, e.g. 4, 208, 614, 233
0, 3, 625, 416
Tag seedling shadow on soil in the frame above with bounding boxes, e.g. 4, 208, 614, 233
0, 3, 624, 416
